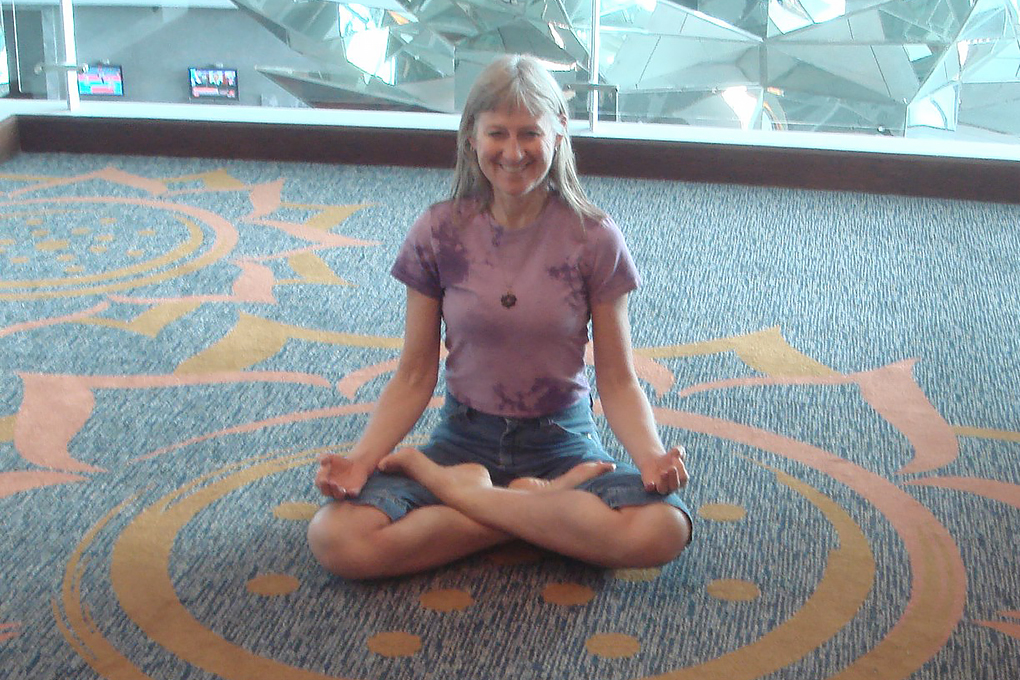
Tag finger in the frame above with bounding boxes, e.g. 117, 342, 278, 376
315, 478, 334, 498
314, 466, 330, 492
315, 467, 337, 497
317, 457, 335, 482
677, 455, 690, 482
663, 467, 680, 494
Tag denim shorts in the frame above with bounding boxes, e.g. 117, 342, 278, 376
350, 394, 692, 530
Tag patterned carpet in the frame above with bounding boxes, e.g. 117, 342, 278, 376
1, 151, 1018, 680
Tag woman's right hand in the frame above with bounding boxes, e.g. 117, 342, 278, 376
315, 454, 371, 500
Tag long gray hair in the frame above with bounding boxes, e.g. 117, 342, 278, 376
450, 54, 605, 227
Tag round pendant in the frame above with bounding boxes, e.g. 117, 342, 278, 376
500, 292, 517, 309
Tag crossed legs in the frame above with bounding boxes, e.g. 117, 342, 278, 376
307, 452, 691, 580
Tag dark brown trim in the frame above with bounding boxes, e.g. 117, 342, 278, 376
574, 136, 1020, 204
7, 114, 1020, 204
14, 115, 458, 168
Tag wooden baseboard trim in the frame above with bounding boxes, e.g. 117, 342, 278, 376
6, 114, 1020, 204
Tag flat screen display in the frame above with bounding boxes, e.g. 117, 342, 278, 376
77, 64, 124, 96
189, 67, 238, 100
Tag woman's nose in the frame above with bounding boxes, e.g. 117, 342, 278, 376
503, 137, 524, 159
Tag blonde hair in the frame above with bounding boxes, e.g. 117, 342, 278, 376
450, 54, 605, 228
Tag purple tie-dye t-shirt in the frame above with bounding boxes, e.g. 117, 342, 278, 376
390, 195, 640, 418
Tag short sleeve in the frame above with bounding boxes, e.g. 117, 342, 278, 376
390, 207, 443, 299
584, 216, 641, 304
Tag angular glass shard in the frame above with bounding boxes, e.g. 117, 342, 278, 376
907, 82, 959, 131
957, 83, 1020, 136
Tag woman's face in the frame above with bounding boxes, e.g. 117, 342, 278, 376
470, 105, 562, 205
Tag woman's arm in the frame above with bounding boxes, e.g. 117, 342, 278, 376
316, 287, 442, 499
591, 294, 689, 494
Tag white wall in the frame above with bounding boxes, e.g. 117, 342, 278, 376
5, 5, 320, 107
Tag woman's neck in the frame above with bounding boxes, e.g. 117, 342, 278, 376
490, 188, 550, 230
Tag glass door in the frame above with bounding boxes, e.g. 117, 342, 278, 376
2, 0, 78, 107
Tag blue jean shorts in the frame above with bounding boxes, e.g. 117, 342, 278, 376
350, 394, 692, 530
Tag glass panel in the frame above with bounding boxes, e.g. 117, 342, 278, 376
2, 0, 1019, 145
596, 0, 1020, 138
52, 2, 314, 107
2, 0, 71, 101
246, 0, 598, 118
0, 11, 8, 97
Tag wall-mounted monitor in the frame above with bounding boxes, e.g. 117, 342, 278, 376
77, 64, 124, 96
189, 67, 238, 100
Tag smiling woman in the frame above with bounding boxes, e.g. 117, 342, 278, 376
451, 55, 607, 232
470, 107, 560, 229
308, 54, 693, 580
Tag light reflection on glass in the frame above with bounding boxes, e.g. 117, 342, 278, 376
234, 0, 1020, 140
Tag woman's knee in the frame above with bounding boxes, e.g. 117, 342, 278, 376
618, 504, 691, 567
306, 502, 390, 579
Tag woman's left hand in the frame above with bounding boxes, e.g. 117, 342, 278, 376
641, 445, 690, 494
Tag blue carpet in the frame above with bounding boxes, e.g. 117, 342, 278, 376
1, 152, 1018, 679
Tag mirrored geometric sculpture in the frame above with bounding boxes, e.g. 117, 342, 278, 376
235, 0, 1020, 139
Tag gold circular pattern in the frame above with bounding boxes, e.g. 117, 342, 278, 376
367, 631, 422, 657
419, 588, 474, 612
542, 582, 595, 606
699, 503, 747, 522
246, 573, 300, 596
585, 633, 641, 658
1, 198, 235, 300
612, 567, 662, 582
707, 578, 761, 602
51, 394, 964, 680
272, 501, 319, 521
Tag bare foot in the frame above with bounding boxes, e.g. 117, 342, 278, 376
378, 448, 493, 502
508, 461, 615, 492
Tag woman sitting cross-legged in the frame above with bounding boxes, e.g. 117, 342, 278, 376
307, 54, 693, 580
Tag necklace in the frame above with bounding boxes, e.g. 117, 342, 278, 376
492, 225, 518, 309
489, 194, 549, 310
490, 219, 529, 310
